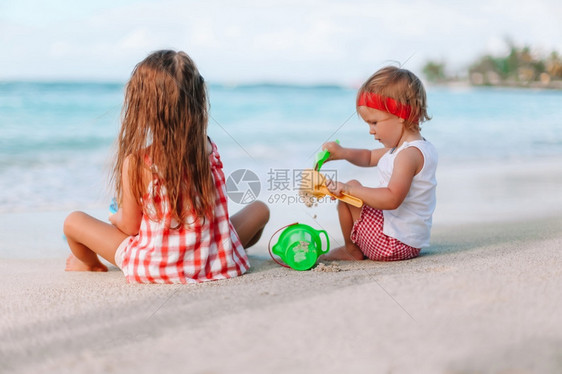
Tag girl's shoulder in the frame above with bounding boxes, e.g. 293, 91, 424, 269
401, 139, 438, 174
207, 137, 222, 168
403, 139, 437, 158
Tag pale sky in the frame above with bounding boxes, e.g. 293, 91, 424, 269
1, 0, 561, 84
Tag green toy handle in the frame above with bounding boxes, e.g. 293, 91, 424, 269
317, 229, 330, 254
314, 139, 340, 171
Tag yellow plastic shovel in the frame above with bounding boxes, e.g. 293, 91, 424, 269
301, 169, 363, 208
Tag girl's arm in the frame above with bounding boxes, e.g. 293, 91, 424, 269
328, 147, 424, 210
109, 156, 143, 236
323, 141, 389, 167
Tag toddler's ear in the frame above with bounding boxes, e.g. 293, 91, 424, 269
399, 118, 405, 123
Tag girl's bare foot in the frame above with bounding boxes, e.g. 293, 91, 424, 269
65, 254, 108, 272
318, 245, 365, 261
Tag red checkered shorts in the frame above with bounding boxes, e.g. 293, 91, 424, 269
350, 206, 420, 261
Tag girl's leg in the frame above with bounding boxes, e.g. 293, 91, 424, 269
230, 200, 270, 249
63, 211, 129, 271
320, 180, 365, 261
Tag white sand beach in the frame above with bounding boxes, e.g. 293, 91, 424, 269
1, 157, 562, 374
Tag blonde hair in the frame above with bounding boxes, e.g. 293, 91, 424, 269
113, 50, 214, 225
358, 66, 431, 131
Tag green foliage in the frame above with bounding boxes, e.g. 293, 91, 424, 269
422, 40, 562, 87
422, 61, 446, 83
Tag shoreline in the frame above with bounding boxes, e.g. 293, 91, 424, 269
1, 153, 562, 259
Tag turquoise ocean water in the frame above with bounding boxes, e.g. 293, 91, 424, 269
1, 81, 561, 213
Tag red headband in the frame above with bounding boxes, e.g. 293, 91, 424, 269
357, 91, 415, 122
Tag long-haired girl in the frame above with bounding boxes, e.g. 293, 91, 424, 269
64, 50, 269, 283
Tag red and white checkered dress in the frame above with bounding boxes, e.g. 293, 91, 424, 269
351, 206, 420, 261
117, 141, 249, 284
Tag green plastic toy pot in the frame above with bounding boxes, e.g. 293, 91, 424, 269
270, 223, 330, 271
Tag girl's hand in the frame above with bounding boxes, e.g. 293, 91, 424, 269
322, 141, 343, 162
326, 178, 348, 197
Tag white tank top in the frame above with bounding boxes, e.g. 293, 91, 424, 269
376, 140, 438, 248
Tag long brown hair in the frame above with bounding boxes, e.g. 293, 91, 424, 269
358, 66, 431, 131
112, 50, 215, 225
